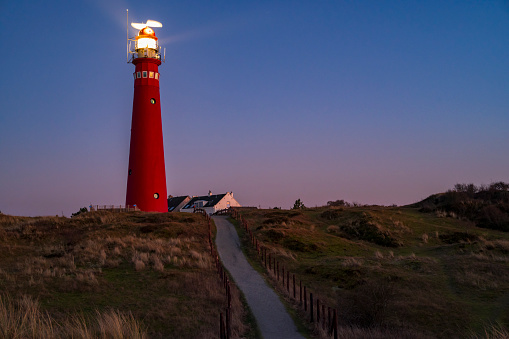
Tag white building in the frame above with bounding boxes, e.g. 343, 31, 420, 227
180, 192, 241, 215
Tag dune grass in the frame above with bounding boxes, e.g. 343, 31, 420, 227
0, 211, 254, 338
234, 206, 509, 338
0, 294, 146, 338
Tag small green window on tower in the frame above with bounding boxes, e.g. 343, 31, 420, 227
150, 98, 156, 104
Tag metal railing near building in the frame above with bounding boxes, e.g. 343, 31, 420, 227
89, 205, 140, 212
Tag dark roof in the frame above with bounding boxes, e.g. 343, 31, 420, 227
167, 196, 190, 211
182, 194, 227, 209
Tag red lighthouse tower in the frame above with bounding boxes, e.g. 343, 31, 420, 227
126, 19, 167, 212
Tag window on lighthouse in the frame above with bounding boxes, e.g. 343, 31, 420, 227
142, 71, 147, 78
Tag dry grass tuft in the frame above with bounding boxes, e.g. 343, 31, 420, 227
0, 294, 57, 338
0, 294, 146, 338
133, 259, 145, 271
94, 310, 146, 339
342, 257, 363, 268
151, 255, 164, 272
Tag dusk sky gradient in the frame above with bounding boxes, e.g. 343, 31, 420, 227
1, 0, 508, 216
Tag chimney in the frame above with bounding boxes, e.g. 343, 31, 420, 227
208, 190, 212, 196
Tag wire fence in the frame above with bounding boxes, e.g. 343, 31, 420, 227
227, 208, 339, 339
194, 208, 233, 339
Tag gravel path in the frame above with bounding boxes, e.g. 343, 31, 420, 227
213, 216, 305, 339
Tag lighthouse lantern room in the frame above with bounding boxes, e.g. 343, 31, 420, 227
125, 16, 168, 212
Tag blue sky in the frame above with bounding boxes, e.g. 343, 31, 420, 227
1, 0, 508, 216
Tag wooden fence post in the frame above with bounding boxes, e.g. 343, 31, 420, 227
287, 271, 290, 292
322, 304, 326, 330
304, 286, 307, 311
220, 312, 225, 339
300, 280, 302, 304
317, 298, 320, 326
226, 308, 231, 339
333, 309, 338, 339
293, 274, 296, 299
310, 292, 314, 322
264, 249, 267, 268
328, 307, 331, 335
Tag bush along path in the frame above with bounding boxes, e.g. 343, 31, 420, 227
212, 215, 305, 339
227, 209, 340, 339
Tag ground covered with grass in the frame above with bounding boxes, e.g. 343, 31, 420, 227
235, 206, 509, 338
0, 211, 253, 338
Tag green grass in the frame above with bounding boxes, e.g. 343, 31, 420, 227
234, 206, 509, 338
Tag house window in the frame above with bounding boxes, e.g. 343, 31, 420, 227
142, 71, 148, 78
149, 71, 154, 78
136, 72, 141, 78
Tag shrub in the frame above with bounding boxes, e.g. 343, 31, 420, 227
417, 182, 509, 232
282, 237, 318, 252
340, 279, 395, 328
71, 207, 88, 218
292, 199, 305, 210
263, 229, 285, 242
327, 200, 349, 207
340, 221, 400, 247
321, 209, 343, 220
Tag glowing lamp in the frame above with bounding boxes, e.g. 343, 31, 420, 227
136, 37, 157, 49
136, 27, 158, 50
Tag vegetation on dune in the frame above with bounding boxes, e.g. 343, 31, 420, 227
0, 211, 253, 338
233, 191, 509, 338
71, 207, 89, 218
292, 199, 306, 210
415, 182, 509, 232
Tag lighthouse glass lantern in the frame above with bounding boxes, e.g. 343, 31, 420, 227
135, 27, 159, 58
125, 19, 168, 212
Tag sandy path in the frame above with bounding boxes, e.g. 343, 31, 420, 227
213, 216, 305, 339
